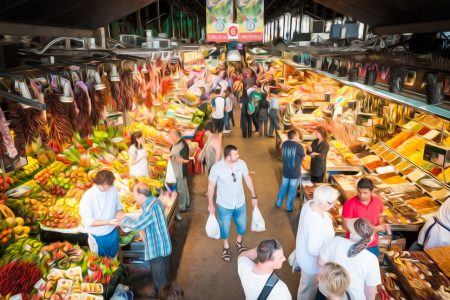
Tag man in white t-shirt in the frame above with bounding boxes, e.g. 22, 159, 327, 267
211, 88, 226, 135
238, 239, 292, 300
208, 145, 258, 262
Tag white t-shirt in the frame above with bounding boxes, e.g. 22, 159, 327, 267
79, 185, 123, 236
238, 257, 292, 300
128, 145, 149, 177
320, 237, 381, 300
225, 96, 233, 112
211, 96, 225, 119
296, 201, 335, 275
209, 159, 249, 209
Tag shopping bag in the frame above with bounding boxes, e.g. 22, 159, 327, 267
165, 159, 176, 184
205, 214, 220, 239
251, 207, 266, 232
288, 249, 296, 267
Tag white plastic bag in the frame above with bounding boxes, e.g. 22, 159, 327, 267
251, 207, 266, 232
288, 249, 296, 267
165, 159, 176, 183
205, 214, 221, 239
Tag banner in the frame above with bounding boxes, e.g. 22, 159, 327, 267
236, 0, 264, 42
206, 0, 234, 42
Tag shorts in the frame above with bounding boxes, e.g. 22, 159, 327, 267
212, 117, 224, 133
217, 204, 246, 239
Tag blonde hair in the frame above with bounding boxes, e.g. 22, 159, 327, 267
321, 262, 350, 297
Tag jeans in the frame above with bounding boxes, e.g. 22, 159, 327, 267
224, 111, 231, 130
150, 255, 170, 293
176, 176, 190, 210
217, 204, 247, 240
241, 113, 253, 138
367, 245, 380, 256
268, 109, 280, 136
276, 176, 300, 211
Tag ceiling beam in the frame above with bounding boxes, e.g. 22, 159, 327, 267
0, 21, 98, 37
374, 19, 450, 35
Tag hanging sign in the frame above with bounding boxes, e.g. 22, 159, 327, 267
228, 23, 239, 40
206, 0, 234, 42
236, 0, 264, 42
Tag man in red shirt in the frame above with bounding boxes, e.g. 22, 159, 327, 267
342, 178, 390, 256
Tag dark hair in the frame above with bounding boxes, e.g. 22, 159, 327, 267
257, 239, 282, 263
357, 178, 374, 191
226, 87, 232, 94
316, 126, 328, 141
269, 79, 276, 87
136, 183, 152, 197
287, 130, 298, 140
94, 170, 115, 186
270, 88, 281, 95
294, 99, 302, 106
214, 88, 221, 94
203, 121, 214, 133
347, 218, 374, 257
158, 282, 184, 300
223, 144, 237, 158
257, 82, 262, 88
130, 131, 143, 149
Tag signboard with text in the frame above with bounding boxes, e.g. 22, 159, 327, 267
206, 0, 234, 42
236, 0, 264, 42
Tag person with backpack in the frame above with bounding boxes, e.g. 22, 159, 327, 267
238, 239, 291, 300
240, 86, 254, 138
211, 88, 226, 137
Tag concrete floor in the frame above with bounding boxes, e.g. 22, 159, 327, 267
126, 112, 301, 299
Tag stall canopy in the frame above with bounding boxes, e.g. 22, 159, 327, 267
315, 0, 450, 34
0, 0, 155, 29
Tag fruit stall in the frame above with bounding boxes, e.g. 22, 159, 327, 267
0, 50, 207, 299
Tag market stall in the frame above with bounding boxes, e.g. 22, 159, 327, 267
0, 47, 207, 299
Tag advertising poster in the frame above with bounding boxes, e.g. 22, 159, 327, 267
236, 0, 264, 42
206, 0, 234, 42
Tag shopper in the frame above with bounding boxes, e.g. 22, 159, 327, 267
268, 89, 281, 137
282, 99, 302, 130
307, 126, 330, 184
258, 91, 270, 137
158, 282, 184, 300
79, 170, 123, 257
240, 88, 254, 138
411, 196, 450, 250
169, 129, 190, 214
208, 145, 258, 262
211, 88, 226, 136
342, 178, 390, 256
198, 86, 210, 118
199, 121, 222, 175
275, 130, 305, 212
128, 131, 150, 178
121, 182, 172, 299
224, 87, 234, 133
250, 83, 264, 133
296, 185, 340, 300
238, 239, 291, 300
318, 218, 381, 300
315, 262, 351, 300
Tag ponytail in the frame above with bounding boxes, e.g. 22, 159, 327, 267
347, 218, 374, 257
347, 236, 371, 257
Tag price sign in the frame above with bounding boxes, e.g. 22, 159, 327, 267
228, 24, 239, 40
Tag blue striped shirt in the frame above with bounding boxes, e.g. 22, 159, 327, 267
121, 195, 172, 261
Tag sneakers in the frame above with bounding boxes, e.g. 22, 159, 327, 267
175, 213, 183, 221
223, 129, 231, 134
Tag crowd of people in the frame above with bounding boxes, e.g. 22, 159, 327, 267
74, 61, 450, 300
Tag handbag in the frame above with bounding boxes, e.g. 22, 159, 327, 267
257, 272, 279, 300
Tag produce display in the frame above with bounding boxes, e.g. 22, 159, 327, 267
0, 53, 207, 298
379, 271, 408, 300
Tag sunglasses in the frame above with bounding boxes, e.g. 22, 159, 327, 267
231, 172, 236, 182
326, 200, 336, 206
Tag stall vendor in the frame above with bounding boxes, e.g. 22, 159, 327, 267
79, 170, 123, 257
307, 126, 330, 184
342, 178, 390, 256
128, 131, 150, 178
282, 99, 302, 130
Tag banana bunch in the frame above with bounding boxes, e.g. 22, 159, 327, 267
113, 160, 129, 175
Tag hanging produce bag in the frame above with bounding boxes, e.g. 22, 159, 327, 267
165, 159, 176, 184
205, 213, 220, 239
251, 207, 266, 232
